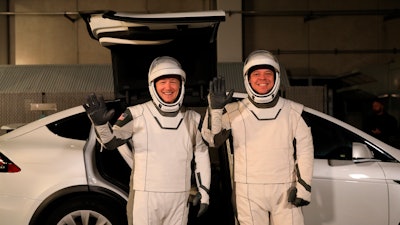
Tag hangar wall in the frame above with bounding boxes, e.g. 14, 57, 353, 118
0, 65, 114, 134
6, 0, 218, 65
1, 0, 400, 129
5, 0, 399, 78
0, 92, 114, 134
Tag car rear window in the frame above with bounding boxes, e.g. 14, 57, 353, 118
47, 112, 91, 141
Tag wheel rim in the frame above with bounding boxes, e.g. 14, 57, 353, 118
57, 210, 112, 225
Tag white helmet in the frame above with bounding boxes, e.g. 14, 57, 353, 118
243, 50, 280, 104
148, 56, 186, 113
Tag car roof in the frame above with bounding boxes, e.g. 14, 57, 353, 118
80, 10, 226, 107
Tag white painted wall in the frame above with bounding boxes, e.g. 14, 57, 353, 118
217, 0, 242, 62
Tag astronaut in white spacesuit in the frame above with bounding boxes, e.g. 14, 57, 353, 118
85, 56, 211, 225
201, 50, 314, 225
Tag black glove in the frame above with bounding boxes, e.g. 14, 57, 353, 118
192, 192, 209, 217
213, 129, 231, 148
288, 187, 310, 207
197, 203, 209, 217
209, 77, 234, 109
84, 93, 115, 125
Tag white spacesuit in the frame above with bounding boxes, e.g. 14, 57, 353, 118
201, 50, 314, 225
85, 56, 211, 225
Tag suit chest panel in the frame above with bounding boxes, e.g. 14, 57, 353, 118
228, 101, 292, 148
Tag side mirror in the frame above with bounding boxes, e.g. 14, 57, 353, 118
352, 142, 377, 163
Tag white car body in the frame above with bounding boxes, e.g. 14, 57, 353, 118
1, 102, 400, 225
0, 106, 86, 224
301, 107, 400, 225
0, 105, 128, 225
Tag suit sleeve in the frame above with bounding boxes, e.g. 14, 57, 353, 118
292, 105, 314, 202
193, 115, 211, 204
94, 108, 134, 150
201, 107, 231, 148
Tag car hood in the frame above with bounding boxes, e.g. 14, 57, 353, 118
80, 10, 226, 106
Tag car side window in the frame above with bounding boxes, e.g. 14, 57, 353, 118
47, 112, 92, 141
302, 111, 397, 162
302, 111, 361, 160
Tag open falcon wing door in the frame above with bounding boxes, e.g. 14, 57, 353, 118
80, 10, 226, 106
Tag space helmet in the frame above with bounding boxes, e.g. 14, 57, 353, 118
148, 56, 186, 112
243, 50, 280, 104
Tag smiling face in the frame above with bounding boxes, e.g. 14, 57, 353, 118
155, 75, 181, 103
248, 68, 275, 95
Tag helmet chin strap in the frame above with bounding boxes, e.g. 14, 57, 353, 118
152, 101, 180, 117
248, 95, 280, 109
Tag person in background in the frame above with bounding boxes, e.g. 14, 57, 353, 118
363, 98, 398, 143
201, 50, 314, 225
84, 56, 211, 225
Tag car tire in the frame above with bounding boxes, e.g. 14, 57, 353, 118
41, 194, 127, 225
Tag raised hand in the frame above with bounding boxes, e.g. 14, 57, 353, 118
209, 77, 234, 109
84, 93, 115, 125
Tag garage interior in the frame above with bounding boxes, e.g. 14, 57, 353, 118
0, 0, 399, 134
0, 0, 400, 225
